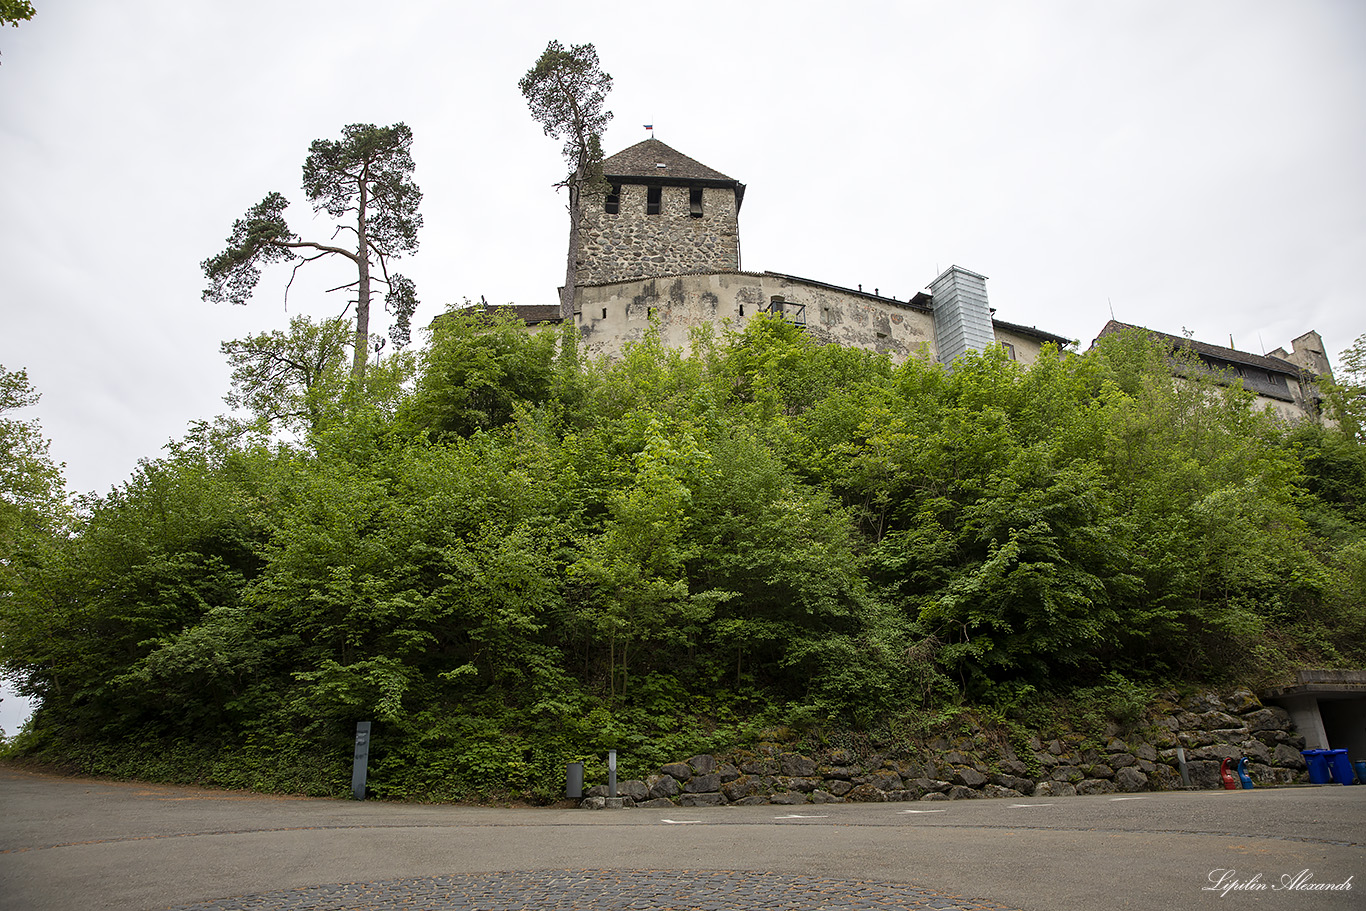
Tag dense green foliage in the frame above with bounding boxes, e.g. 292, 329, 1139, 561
1, 365, 68, 743
3, 319, 1364, 799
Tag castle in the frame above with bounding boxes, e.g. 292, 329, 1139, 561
498, 138, 1331, 420
506, 139, 1070, 366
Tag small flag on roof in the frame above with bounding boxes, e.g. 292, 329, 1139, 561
643, 124, 653, 130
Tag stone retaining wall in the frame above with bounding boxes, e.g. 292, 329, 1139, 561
581, 688, 1310, 808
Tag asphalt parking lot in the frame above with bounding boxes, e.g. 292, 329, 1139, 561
1, 764, 1361, 910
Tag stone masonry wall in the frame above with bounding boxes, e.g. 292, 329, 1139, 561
576, 184, 739, 286
581, 689, 1310, 808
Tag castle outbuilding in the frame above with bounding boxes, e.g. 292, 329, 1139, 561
1091, 321, 1332, 422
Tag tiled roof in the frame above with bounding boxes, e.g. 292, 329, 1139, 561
992, 319, 1074, 347
431, 304, 565, 327
763, 271, 935, 312
1094, 320, 1302, 376
601, 139, 737, 184
501, 304, 564, 325
579, 268, 935, 311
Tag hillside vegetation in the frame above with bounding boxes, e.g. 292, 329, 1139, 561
2, 315, 1363, 800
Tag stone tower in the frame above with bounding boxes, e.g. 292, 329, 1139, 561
575, 138, 746, 287
1268, 330, 1335, 382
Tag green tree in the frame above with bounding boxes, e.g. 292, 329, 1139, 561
202, 123, 422, 379
1, 0, 33, 26
0, 366, 66, 564
0, 366, 61, 508
520, 41, 613, 320
0, 0, 31, 67
1338, 333, 1366, 382
684, 428, 873, 704
401, 308, 558, 438
221, 316, 351, 435
1322, 333, 1366, 442
570, 420, 727, 700
0, 366, 67, 732
1, 428, 278, 739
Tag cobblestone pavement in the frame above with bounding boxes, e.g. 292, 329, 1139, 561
165, 870, 1024, 911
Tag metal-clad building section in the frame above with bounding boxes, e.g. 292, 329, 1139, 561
930, 265, 996, 365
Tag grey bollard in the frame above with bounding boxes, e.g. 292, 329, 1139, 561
567, 761, 584, 799
351, 721, 372, 800
608, 749, 617, 798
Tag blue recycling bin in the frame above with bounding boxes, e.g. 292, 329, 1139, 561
1302, 749, 1331, 784
1354, 761, 1366, 786
1325, 749, 1355, 785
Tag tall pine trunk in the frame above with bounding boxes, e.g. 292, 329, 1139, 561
352, 170, 371, 380
561, 170, 582, 320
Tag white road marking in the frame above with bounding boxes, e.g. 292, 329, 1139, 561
660, 819, 703, 824
899, 809, 948, 814
774, 814, 829, 819
1008, 803, 1054, 808
1110, 796, 1148, 801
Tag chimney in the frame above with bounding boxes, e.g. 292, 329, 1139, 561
930, 265, 996, 365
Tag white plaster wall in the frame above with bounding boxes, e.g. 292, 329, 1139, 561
573, 273, 938, 362
993, 327, 1062, 367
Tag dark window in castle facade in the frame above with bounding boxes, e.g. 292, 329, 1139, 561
647, 186, 661, 215
1002, 342, 1016, 361
689, 187, 703, 217
770, 296, 806, 327
604, 184, 620, 215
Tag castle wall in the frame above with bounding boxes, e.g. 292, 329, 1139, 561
576, 185, 739, 286
993, 326, 1062, 367
573, 273, 938, 361
1256, 392, 1312, 422
1195, 360, 1318, 422
1164, 376, 1315, 422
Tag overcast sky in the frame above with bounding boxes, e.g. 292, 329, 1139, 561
1, 0, 1364, 732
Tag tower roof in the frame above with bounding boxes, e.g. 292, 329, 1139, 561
602, 138, 738, 185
